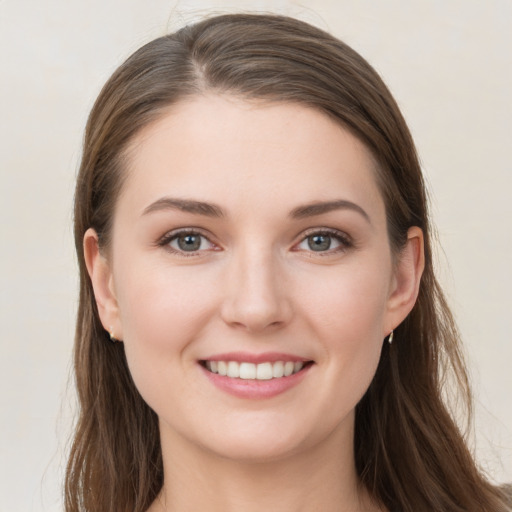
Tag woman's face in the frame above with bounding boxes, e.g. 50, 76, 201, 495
87, 95, 422, 462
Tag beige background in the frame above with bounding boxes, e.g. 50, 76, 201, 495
1, 1, 510, 510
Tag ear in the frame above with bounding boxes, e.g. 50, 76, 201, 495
83, 228, 123, 340
384, 226, 425, 334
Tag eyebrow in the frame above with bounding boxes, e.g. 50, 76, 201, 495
142, 197, 224, 217
290, 200, 371, 223
142, 197, 370, 224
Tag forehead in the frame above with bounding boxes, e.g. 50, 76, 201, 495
119, 94, 384, 222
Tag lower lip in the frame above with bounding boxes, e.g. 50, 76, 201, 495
200, 363, 313, 399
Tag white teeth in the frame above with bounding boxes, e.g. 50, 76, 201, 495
205, 360, 307, 380
256, 362, 273, 380
272, 361, 284, 378
227, 361, 239, 378
284, 361, 294, 377
239, 362, 256, 379
217, 361, 227, 376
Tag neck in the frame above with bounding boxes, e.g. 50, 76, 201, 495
151, 421, 382, 512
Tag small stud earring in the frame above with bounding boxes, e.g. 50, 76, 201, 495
388, 330, 394, 344
108, 327, 117, 343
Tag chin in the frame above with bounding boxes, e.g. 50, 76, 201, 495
202, 430, 310, 463
179, 409, 347, 465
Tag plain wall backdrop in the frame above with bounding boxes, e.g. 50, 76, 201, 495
1, 1, 510, 510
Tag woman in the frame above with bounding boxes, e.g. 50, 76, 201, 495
66, 13, 510, 512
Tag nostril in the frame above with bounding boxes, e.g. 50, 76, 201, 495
219, 267, 293, 332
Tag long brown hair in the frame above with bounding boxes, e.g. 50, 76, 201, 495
67, 13, 510, 512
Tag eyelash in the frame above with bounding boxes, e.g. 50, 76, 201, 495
157, 227, 353, 257
294, 228, 353, 256
158, 228, 218, 257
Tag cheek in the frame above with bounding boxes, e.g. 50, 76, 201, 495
116, 256, 218, 338
113, 258, 219, 388
298, 260, 390, 339
296, 260, 390, 395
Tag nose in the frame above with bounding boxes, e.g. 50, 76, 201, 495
220, 247, 293, 333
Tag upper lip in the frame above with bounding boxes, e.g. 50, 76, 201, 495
201, 352, 312, 364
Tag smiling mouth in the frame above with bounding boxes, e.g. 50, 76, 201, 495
201, 360, 313, 380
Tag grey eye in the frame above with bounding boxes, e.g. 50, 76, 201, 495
296, 231, 347, 254
178, 234, 201, 251
163, 230, 217, 255
307, 234, 332, 251
168, 233, 209, 252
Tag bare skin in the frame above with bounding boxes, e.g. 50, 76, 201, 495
85, 95, 424, 512
149, 412, 381, 512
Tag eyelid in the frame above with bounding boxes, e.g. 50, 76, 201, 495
156, 226, 352, 256
293, 227, 353, 254
157, 227, 220, 255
